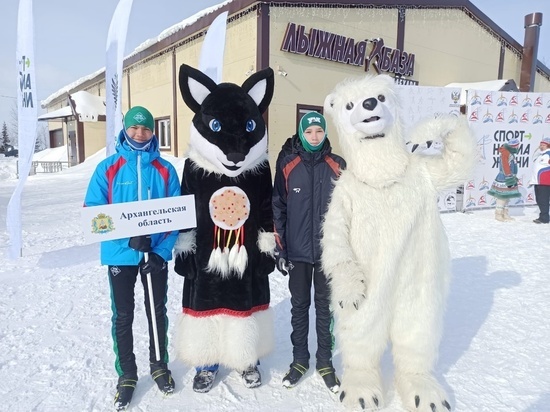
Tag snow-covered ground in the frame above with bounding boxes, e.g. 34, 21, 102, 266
0, 151, 548, 412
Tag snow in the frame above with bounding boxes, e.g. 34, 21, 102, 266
0, 151, 549, 411
38, 91, 106, 122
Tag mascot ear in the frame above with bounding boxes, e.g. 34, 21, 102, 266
324, 93, 335, 117
241, 67, 274, 114
179, 63, 217, 113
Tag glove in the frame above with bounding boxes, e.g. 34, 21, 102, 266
504, 175, 518, 187
174, 253, 196, 279
129, 235, 152, 252
276, 257, 289, 276
139, 252, 166, 275
259, 253, 276, 276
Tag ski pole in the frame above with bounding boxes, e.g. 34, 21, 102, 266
144, 251, 161, 362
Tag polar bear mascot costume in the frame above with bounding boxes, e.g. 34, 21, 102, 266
321, 74, 476, 412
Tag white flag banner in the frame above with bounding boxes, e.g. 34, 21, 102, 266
6, 0, 38, 259
105, 0, 133, 156
198, 11, 228, 84
464, 89, 550, 210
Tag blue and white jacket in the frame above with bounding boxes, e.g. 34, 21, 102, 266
529, 147, 550, 186
84, 129, 180, 265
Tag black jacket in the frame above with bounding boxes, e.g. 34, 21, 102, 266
272, 135, 345, 263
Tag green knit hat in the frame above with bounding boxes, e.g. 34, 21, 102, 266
124, 106, 154, 132
298, 112, 327, 152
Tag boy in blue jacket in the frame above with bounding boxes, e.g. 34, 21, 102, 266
84, 106, 180, 410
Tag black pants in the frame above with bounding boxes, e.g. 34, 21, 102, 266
288, 261, 333, 367
108, 264, 169, 377
535, 184, 550, 223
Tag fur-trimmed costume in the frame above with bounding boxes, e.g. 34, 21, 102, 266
173, 64, 276, 372
321, 74, 476, 411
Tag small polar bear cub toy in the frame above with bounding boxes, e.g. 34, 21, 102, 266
321, 74, 476, 412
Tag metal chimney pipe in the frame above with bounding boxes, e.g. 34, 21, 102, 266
519, 12, 543, 92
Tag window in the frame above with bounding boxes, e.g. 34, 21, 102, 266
296, 104, 323, 131
156, 118, 171, 149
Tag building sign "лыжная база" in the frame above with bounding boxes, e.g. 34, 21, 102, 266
281, 23, 415, 77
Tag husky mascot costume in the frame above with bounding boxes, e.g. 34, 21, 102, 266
173, 64, 276, 393
321, 74, 476, 412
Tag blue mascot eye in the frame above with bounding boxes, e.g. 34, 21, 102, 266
245, 119, 256, 132
209, 119, 222, 132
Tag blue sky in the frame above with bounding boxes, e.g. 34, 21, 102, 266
0, 0, 548, 131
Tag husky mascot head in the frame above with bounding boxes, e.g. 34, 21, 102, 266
179, 64, 275, 177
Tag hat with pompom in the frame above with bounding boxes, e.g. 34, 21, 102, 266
507, 138, 520, 146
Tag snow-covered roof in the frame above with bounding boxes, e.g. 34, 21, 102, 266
41, 0, 233, 107
38, 90, 106, 122
445, 79, 519, 104
37, 105, 73, 121
70, 90, 106, 121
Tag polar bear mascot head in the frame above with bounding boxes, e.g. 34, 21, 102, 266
324, 74, 409, 188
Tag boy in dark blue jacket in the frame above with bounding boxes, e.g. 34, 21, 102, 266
84, 106, 180, 410
273, 111, 345, 393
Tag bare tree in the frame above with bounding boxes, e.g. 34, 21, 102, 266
8, 100, 49, 152
35, 122, 48, 152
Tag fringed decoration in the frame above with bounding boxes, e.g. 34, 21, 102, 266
207, 225, 249, 277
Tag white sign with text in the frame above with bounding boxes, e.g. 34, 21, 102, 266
81, 195, 196, 243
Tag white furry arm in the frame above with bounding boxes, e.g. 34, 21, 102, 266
411, 115, 477, 191
257, 230, 276, 257
173, 230, 196, 256
321, 183, 367, 309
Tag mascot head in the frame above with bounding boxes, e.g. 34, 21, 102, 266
324, 74, 409, 187
179, 64, 274, 177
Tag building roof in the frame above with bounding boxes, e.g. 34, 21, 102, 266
37, 105, 73, 121
38, 91, 106, 122
40, 0, 549, 107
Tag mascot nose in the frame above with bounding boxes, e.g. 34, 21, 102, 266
227, 152, 245, 164
363, 98, 378, 111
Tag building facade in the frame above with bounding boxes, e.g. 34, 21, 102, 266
40, 0, 550, 164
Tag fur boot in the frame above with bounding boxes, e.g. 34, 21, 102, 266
495, 208, 506, 222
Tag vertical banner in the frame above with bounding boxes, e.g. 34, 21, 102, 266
396, 85, 463, 211
198, 11, 228, 84
105, 0, 133, 156
465, 89, 550, 210
6, 0, 38, 259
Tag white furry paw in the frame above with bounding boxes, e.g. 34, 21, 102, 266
338, 370, 384, 410
332, 278, 366, 311
408, 115, 460, 149
395, 373, 451, 412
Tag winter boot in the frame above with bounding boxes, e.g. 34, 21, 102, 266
502, 208, 514, 221
495, 208, 506, 222
193, 369, 218, 393
113, 376, 138, 411
151, 363, 175, 395
282, 362, 308, 388
241, 365, 262, 388
317, 365, 340, 394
